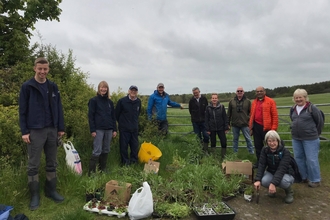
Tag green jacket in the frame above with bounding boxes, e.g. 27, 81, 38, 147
227, 95, 251, 127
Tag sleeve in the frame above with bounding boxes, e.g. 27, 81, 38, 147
115, 99, 122, 121
205, 107, 210, 131
167, 97, 181, 108
55, 84, 65, 132
270, 99, 279, 130
19, 84, 29, 135
88, 98, 96, 133
249, 100, 255, 130
110, 101, 117, 132
227, 100, 232, 125
271, 149, 291, 186
188, 99, 193, 115
222, 105, 229, 130
311, 105, 323, 135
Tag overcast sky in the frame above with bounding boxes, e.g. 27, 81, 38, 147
30, 0, 330, 95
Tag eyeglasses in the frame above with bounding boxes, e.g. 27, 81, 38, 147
236, 90, 243, 92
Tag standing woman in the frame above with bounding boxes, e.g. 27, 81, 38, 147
88, 81, 117, 175
290, 89, 323, 187
205, 93, 230, 159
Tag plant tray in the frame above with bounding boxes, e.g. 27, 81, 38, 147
83, 200, 126, 218
193, 202, 236, 220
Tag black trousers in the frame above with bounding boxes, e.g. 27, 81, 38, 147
210, 130, 227, 148
252, 121, 268, 162
119, 130, 139, 165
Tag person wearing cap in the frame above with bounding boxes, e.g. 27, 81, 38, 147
88, 81, 117, 174
147, 83, 183, 135
115, 85, 141, 165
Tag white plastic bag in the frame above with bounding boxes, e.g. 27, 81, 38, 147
63, 141, 82, 175
128, 182, 153, 220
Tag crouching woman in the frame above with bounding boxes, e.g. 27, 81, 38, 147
254, 130, 294, 204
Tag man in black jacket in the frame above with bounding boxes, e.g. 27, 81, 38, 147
189, 87, 209, 152
116, 85, 141, 165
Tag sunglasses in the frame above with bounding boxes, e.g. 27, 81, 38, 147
237, 90, 243, 92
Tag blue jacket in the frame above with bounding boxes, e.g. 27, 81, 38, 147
19, 77, 65, 135
88, 94, 117, 133
116, 95, 141, 132
147, 90, 181, 121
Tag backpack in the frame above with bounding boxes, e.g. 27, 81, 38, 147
278, 151, 302, 183
290, 103, 325, 134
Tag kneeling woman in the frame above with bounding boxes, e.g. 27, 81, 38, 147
254, 130, 294, 204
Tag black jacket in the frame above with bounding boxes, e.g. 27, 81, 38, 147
205, 102, 229, 131
188, 95, 208, 123
115, 95, 141, 132
255, 144, 291, 186
88, 94, 116, 133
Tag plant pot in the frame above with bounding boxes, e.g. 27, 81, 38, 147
194, 202, 236, 220
244, 194, 252, 202
85, 190, 102, 202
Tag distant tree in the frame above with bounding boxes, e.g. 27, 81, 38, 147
0, 0, 62, 67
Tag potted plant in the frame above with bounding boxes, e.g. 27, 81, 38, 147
193, 201, 236, 220
82, 174, 104, 202
243, 185, 254, 202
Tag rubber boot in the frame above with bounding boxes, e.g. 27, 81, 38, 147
88, 155, 99, 176
45, 172, 64, 203
221, 148, 227, 160
99, 153, 108, 172
203, 143, 209, 153
28, 175, 40, 211
284, 186, 294, 204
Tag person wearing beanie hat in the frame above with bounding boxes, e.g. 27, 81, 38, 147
115, 85, 141, 165
147, 83, 183, 135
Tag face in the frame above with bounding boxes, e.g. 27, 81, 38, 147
294, 95, 307, 106
99, 86, 108, 96
236, 87, 244, 98
157, 86, 164, 94
267, 138, 278, 152
211, 95, 218, 104
34, 63, 49, 82
256, 87, 266, 99
129, 89, 138, 98
193, 89, 200, 98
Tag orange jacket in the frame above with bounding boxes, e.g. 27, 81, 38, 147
249, 96, 278, 131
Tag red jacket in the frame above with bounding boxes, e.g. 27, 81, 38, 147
249, 96, 278, 131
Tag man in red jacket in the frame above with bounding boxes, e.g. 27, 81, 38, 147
249, 86, 278, 168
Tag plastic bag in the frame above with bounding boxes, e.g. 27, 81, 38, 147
0, 204, 13, 220
63, 141, 82, 175
128, 182, 153, 220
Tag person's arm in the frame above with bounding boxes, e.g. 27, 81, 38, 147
222, 105, 230, 131
227, 101, 232, 127
188, 99, 193, 115
115, 99, 122, 121
270, 99, 279, 130
19, 84, 29, 136
272, 149, 291, 186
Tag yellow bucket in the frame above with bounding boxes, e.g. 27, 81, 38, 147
138, 142, 162, 163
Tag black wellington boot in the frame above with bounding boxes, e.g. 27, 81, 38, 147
88, 155, 99, 176
99, 153, 109, 172
28, 175, 40, 210
45, 172, 64, 203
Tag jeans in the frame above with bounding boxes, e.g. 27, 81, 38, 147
192, 122, 209, 143
157, 120, 168, 135
292, 138, 321, 183
92, 129, 113, 156
232, 126, 254, 153
261, 171, 294, 189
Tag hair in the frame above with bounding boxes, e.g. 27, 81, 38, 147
292, 88, 309, 102
211, 93, 218, 96
97, 81, 110, 98
192, 87, 200, 92
264, 130, 281, 143
34, 57, 49, 66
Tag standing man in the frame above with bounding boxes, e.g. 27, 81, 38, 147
116, 85, 141, 166
147, 83, 183, 135
227, 86, 254, 154
19, 57, 65, 210
88, 81, 117, 175
249, 86, 278, 168
188, 87, 209, 152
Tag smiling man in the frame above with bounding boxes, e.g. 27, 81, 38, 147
19, 57, 65, 210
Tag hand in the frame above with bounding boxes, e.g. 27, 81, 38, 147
225, 130, 230, 134
249, 129, 253, 136
180, 105, 184, 109
268, 183, 276, 194
207, 131, 211, 135
91, 132, 96, 138
58, 131, 65, 137
254, 181, 260, 190
22, 134, 31, 144
113, 131, 117, 138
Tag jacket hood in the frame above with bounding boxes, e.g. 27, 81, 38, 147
209, 101, 221, 108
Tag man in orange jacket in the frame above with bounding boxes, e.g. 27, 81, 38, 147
249, 86, 278, 168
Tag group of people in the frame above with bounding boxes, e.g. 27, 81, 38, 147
19, 57, 323, 210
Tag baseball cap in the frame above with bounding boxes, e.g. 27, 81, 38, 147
129, 85, 138, 91
157, 83, 164, 88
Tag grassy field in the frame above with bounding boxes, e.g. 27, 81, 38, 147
0, 93, 329, 219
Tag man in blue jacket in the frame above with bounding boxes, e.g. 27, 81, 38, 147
116, 85, 141, 165
19, 57, 65, 210
147, 83, 183, 135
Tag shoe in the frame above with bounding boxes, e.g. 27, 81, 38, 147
284, 186, 294, 204
300, 179, 309, 183
308, 182, 320, 188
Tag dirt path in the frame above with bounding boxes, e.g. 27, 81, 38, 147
225, 182, 330, 220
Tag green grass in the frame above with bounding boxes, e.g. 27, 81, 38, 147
1, 93, 329, 219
